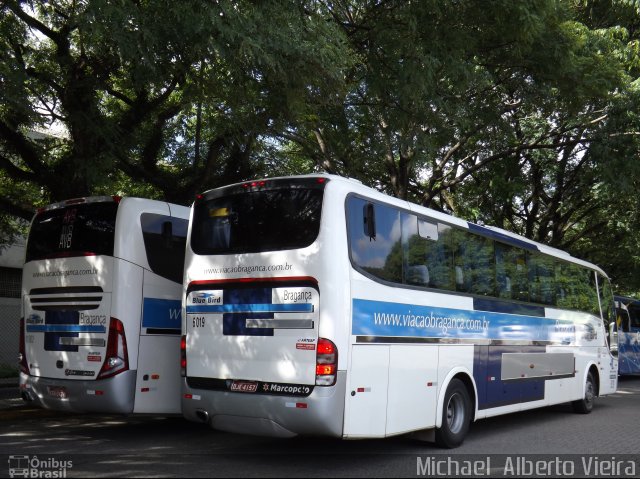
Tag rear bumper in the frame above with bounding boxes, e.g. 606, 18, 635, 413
182, 371, 347, 438
21, 370, 137, 414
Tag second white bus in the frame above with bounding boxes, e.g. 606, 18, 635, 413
20, 196, 189, 414
181, 175, 618, 447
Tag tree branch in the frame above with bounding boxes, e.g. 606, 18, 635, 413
0, 120, 48, 178
0, 196, 34, 221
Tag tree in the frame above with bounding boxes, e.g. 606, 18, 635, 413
278, 0, 623, 211
453, 0, 640, 293
0, 0, 351, 225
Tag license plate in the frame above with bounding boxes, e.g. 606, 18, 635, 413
229, 381, 258, 393
47, 386, 68, 399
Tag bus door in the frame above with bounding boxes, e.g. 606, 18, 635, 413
598, 275, 618, 392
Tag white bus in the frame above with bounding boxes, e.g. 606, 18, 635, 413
181, 174, 618, 447
19, 196, 189, 414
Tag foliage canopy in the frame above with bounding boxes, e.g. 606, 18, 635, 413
1, 0, 640, 294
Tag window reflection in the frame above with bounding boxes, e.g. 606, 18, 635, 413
347, 196, 604, 318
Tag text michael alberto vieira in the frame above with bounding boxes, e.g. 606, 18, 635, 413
416, 456, 637, 476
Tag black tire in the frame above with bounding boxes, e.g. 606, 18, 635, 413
435, 378, 471, 448
572, 371, 596, 414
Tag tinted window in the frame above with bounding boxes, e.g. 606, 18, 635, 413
26, 202, 118, 262
348, 197, 402, 283
527, 253, 555, 305
616, 306, 630, 332
141, 214, 188, 283
402, 215, 454, 290
191, 187, 324, 255
556, 262, 592, 312
627, 303, 640, 329
495, 242, 528, 301
453, 229, 495, 296
598, 274, 615, 329
346, 196, 603, 316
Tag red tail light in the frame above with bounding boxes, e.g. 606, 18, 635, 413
98, 318, 129, 379
18, 318, 29, 375
180, 335, 187, 377
315, 338, 337, 386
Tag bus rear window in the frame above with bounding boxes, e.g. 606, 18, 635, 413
26, 202, 118, 262
191, 187, 324, 254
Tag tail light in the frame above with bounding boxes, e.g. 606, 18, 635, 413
315, 338, 337, 386
98, 318, 129, 379
18, 318, 29, 375
180, 335, 187, 377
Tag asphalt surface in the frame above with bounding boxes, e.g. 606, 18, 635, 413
1, 377, 639, 478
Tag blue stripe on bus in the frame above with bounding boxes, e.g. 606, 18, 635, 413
352, 298, 575, 343
186, 303, 313, 314
467, 222, 539, 252
27, 325, 106, 333
142, 298, 182, 330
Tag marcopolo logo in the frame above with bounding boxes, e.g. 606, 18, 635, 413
8, 455, 72, 478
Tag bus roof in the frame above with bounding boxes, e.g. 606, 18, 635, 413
198, 173, 608, 277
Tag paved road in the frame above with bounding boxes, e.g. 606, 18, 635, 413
1, 377, 639, 477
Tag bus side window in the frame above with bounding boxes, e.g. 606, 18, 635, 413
453, 229, 494, 296
347, 197, 402, 283
430, 223, 455, 290
598, 275, 616, 332
401, 214, 455, 290
628, 303, 640, 330
495, 242, 528, 302
141, 213, 188, 283
527, 252, 555, 305
616, 307, 630, 333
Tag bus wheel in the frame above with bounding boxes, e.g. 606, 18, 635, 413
435, 378, 471, 448
572, 371, 595, 414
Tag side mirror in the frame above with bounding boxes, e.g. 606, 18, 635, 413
609, 321, 618, 357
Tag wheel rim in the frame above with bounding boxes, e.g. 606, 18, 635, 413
446, 392, 465, 434
585, 379, 594, 406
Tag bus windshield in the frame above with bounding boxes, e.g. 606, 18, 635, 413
26, 201, 118, 262
191, 183, 325, 255
627, 302, 640, 329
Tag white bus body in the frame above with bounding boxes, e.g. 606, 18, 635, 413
181, 175, 618, 446
19, 196, 189, 414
